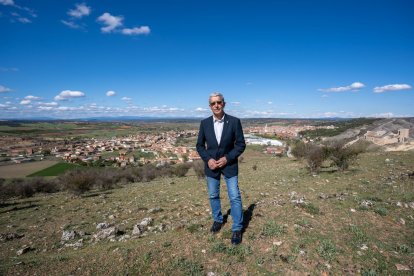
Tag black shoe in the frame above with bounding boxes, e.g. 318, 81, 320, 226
231, 231, 242, 245
210, 221, 223, 233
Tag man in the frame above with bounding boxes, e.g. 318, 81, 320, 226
196, 92, 246, 245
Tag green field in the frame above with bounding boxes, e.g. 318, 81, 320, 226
27, 162, 80, 177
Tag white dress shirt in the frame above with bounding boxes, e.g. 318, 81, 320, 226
213, 114, 225, 145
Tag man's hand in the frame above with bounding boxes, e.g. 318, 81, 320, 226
208, 158, 218, 170
216, 156, 227, 168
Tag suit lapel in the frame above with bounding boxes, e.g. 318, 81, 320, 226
207, 116, 219, 148
218, 116, 229, 146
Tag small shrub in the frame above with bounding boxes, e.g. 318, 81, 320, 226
172, 257, 204, 276
374, 207, 388, 216
291, 141, 307, 160
261, 221, 287, 237
252, 164, 257, 171
305, 144, 326, 174
325, 140, 366, 171
186, 223, 202, 233
192, 160, 205, 179
172, 163, 191, 177
142, 164, 157, 182
60, 168, 96, 195
26, 177, 59, 193
348, 225, 368, 246
302, 203, 320, 215
317, 239, 337, 261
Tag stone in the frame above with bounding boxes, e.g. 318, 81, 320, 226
139, 217, 153, 228
132, 225, 142, 236
65, 239, 83, 248
273, 241, 283, 246
96, 222, 110, 230
17, 246, 33, 256
360, 200, 373, 208
148, 207, 163, 214
0, 233, 24, 242
93, 226, 119, 241
61, 230, 77, 242
395, 264, 410, 271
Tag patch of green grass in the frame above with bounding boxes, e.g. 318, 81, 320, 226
186, 223, 203, 233
317, 239, 337, 261
261, 221, 287, 237
210, 240, 252, 261
302, 203, 320, 215
373, 207, 388, 216
171, 257, 204, 276
348, 225, 368, 246
395, 244, 411, 254
28, 162, 80, 177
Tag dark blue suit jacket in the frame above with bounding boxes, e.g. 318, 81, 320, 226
196, 114, 246, 178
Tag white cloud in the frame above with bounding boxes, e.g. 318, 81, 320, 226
37, 106, 54, 111
61, 20, 81, 29
0, 85, 12, 93
121, 26, 150, 35
20, 99, 31, 105
106, 90, 116, 96
54, 90, 85, 101
267, 101, 273, 104
24, 95, 40, 100
39, 101, 58, 106
121, 97, 132, 101
318, 82, 365, 92
0, 67, 18, 72
196, 107, 208, 112
97, 12, 123, 33
373, 84, 411, 93
68, 3, 91, 18
17, 17, 31, 23
230, 101, 241, 106
0, 0, 14, 6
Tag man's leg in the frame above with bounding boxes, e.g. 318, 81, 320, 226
224, 175, 243, 232
206, 176, 223, 224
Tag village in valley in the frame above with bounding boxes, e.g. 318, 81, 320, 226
0, 118, 412, 171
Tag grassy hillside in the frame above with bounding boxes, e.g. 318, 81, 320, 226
1, 149, 413, 275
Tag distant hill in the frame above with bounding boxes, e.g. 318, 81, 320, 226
323, 118, 414, 145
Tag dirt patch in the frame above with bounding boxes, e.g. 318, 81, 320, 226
0, 160, 59, 178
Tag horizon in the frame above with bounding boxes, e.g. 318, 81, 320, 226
1, 0, 413, 119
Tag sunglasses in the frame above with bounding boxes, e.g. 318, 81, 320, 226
209, 101, 223, 106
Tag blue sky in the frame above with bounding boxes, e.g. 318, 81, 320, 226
1, 0, 413, 119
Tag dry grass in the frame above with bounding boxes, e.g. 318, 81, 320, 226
1, 149, 413, 275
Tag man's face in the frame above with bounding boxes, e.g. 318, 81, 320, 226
209, 96, 225, 117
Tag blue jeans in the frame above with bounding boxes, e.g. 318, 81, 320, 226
207, 175, 243, 231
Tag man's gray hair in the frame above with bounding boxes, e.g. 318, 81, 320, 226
209, 92, 225, 103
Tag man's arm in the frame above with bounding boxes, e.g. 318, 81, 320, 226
224, 118, 246, 163
196, 121, 219, 170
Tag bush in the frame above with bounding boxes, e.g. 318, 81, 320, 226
172, 163, 191, 177
59, 169, 96, 195
291, 141, 308, 160
304, 143, 326, 174
26, 177, 60, 193
325, 140, 366, 171
192, 160, 205, 179
142, 164, 158, 182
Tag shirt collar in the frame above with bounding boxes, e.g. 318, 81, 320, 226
213, 114, 225, 123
